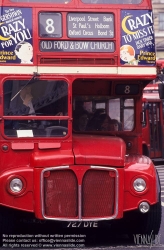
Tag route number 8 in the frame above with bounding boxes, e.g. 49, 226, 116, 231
124, 85, 130, 94
45, 18, 55, 34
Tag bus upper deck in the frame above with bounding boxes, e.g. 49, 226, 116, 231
0, 0, 156, 80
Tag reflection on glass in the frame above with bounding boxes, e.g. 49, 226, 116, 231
124, 99, 134, 107
124, 110, 134, 130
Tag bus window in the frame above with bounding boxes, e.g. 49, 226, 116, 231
81, 0, 142, 4
142, 103, 147, 128
123, 99, 134, 131
108, 98, 120, 122
73, 96, 134, 132
3, 79, 68, 138
162, 100, 164, 119
10, 0, 70, 3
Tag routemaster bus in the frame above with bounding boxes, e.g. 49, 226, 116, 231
0, 0, 161, 240
142, 83, 164, 163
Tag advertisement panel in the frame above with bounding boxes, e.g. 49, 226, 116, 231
120, 10, 156, 66
0, 7, 33, 64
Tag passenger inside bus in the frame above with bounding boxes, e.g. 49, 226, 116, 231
87, 113, 121, 131
101, 117, 120, 131
73, 101, 90, 131
73, 105, 121, 132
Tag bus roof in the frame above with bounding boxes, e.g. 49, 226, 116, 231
143, 84, 159, 100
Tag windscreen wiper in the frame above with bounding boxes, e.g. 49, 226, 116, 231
11, 72, 40, 102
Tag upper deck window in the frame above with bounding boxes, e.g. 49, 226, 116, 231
81, 0, 142, 4
10, 0, 70, 3
10, 0, 141, 3
3, 79, 68, 138
159, 13, 164, 31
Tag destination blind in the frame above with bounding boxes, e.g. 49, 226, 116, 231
40, 40, 114, 52
67, 13, 114, 38
39, 12, 115, 52
39, 12, 114, 38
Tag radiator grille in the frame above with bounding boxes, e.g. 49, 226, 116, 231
43, 168, 116, 219
44, 170, 78, 217
82, 170, 115, 217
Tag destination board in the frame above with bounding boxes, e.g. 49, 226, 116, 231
39, 13, 62, 37
67, 13, 114, 38
40, 40, 115, 52
115, 84, 139, 95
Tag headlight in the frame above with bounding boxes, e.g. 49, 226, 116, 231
133, 178, 146, 192
9, 178, 23, 193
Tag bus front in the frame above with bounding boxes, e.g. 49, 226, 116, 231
0, 0, 161, 237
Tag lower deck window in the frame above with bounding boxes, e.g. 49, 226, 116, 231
73, 96, 134, 132
3, 79, 68, 137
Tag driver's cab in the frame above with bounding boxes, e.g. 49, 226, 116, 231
3, 78, 68, 137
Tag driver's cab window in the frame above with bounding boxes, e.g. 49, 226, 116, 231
3, 79, 68, 138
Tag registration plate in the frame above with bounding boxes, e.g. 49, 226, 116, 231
66, 221, 98, 228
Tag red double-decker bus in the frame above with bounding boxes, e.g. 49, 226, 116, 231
142, 83, 164, 163
0, 0, 161, 240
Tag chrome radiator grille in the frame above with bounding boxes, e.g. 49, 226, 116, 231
82, 170, 115, 217
42, 167, 118, 220
44, 170, 78, 217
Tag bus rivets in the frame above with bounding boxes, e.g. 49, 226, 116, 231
2, 145, 8, 151
127, 142, 132, 149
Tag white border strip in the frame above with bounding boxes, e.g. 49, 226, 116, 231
0, 66, 156, 75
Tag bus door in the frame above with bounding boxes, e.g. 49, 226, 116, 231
149, 102, 162, 158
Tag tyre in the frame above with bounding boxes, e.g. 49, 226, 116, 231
123, 197, 162, 239
0, 206, 18, 234
0, 206, 20, 247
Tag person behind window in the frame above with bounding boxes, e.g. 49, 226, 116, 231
87, 109, 108, 131
20, 85, 35, 115
73, 101, 90, 131
108, 119, 119, 131
101, 117, 121, 131
78, 112, 89, 131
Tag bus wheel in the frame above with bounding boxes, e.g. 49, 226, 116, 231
124, 198, 161, 239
